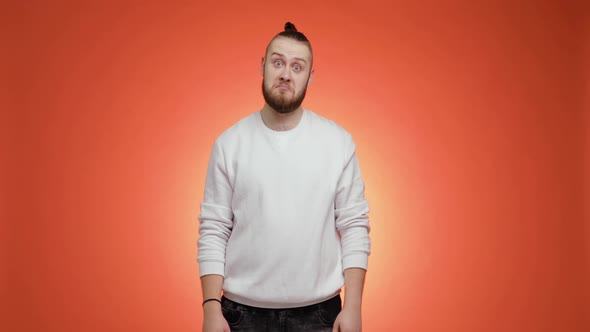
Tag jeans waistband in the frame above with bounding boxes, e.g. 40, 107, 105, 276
221, 294, 341, 313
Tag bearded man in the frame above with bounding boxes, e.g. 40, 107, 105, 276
197, 22, 371, 332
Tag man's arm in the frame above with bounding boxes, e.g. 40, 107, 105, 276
198, 141, 233, 332
333, 268, 366, 332
201, 274, 224, 302
201, 274, 229, 332
333, 135, 371, 332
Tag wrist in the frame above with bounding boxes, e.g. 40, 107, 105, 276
202, 298, 222, 313
343, 302, 362, 311
203, 302, 222, 315
343, 297, 362, 310
202, 298, 222, 306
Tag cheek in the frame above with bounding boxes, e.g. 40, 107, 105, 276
265, 78, 276, 91
264, 70, 278, 82
296, 75, 309, 88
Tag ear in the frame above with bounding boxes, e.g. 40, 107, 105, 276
260, 57, 265, 76
308, 68, 314, 85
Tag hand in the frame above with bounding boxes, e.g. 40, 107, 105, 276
202, 302, 230, 332
332, 306, 362, 332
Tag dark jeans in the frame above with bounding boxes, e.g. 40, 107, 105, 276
220, 295, 342, 332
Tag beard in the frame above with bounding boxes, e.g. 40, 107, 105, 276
262, 79, 308, 114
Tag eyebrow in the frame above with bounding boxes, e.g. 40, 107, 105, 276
271, 52, 307, 64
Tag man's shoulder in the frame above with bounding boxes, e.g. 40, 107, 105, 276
215, 112, 259, 145
306, 110, 353, 142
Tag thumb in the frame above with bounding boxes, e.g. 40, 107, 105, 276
332, 321, 339, 332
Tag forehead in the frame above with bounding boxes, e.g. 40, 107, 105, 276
266, 37, 312, 62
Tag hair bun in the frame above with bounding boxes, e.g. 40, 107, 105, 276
284, 22, 297, 32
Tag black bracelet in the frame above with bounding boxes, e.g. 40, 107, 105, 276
202, 298, 222, 307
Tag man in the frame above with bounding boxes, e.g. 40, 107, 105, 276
198, 22, 371, 332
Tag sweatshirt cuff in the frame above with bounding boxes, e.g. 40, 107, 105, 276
199, 261, 225, 277
342, 253, 368, 271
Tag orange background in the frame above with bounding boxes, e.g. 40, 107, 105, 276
4, 1, 589, 331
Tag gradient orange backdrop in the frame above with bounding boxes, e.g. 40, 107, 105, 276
4, 1, 589, 331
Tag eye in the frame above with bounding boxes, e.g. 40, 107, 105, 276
293, 64, 302, 72
273, 60, 283, 67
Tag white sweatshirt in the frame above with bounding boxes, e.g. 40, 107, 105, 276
197, 110, 370, 308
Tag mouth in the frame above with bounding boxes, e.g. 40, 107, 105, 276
276, 84, 292, 92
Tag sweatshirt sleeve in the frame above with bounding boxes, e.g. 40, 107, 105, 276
334, 135, 371, 271
197, 141, 234, 277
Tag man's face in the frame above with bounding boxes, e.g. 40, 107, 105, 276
262, 37, 313, 114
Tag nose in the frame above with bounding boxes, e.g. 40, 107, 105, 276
279, 66, 291, 81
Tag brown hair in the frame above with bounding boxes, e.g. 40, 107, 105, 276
266, 22, 313, 60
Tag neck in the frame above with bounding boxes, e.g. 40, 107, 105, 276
260, 105, 304, 131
